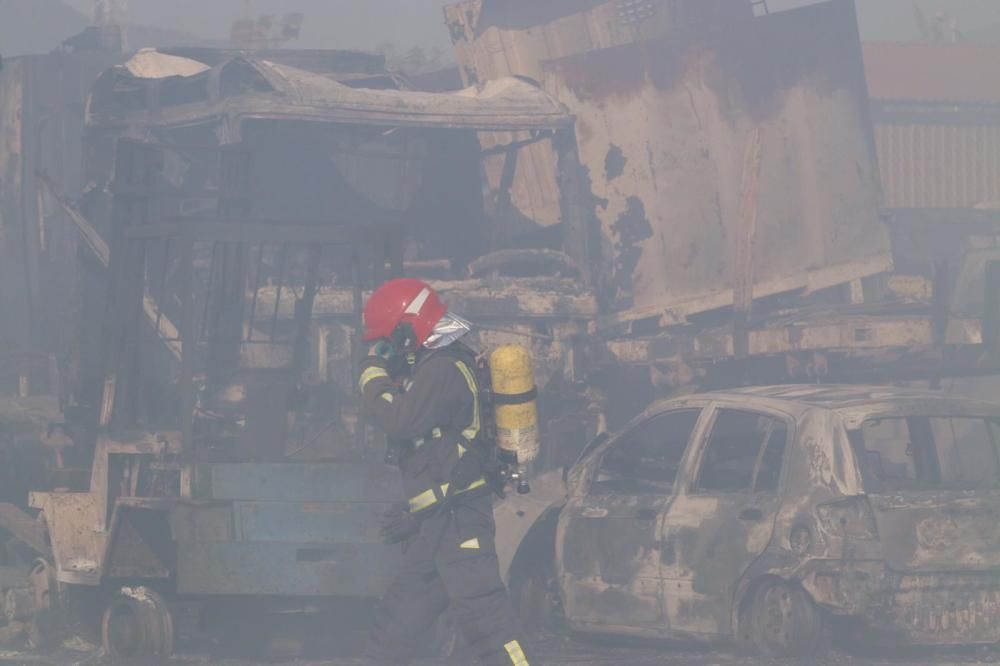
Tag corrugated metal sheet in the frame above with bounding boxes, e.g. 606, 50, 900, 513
875, 122, 1000, 209
864, 42, 1000, 209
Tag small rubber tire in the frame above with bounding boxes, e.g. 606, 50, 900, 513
747, 579, 826, 658
103, 594, 152, 661
102, 588, 173, 662
142, 589, 175, 657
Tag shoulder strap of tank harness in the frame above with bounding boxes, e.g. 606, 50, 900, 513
421, 342, 485, 445
420, 342, 512, 498
472, 351, 496, 449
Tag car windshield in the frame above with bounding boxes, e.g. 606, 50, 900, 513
849, 416, 1000, 492
591, 409, 700, 495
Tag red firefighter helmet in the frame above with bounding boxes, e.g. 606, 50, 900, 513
362, 278, 448, 346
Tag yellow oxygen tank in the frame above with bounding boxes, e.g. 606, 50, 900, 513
489, 345, 540, 467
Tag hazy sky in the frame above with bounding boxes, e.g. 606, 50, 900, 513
62, 1, 1000, 51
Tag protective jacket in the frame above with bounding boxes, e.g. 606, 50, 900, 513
359, 342, 489, 513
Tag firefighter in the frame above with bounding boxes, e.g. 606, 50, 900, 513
358, 277, 533, 666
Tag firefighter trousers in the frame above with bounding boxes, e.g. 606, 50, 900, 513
368, 493, 533, 666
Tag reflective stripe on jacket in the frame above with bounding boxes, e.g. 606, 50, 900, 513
360, 343, 486, 512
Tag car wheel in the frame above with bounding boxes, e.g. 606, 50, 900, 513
746, 579, 826, 657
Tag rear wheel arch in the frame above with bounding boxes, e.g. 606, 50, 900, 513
732, 544, 810, 634
736, 574, 828, 657
508, 506, 561, 588
507, 506, 562, 628
735, 574, 782, 644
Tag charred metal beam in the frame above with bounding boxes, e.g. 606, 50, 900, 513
0, 503, 52, 559
122, 220, 361, 244
607, 314, 984, 366
254, 278, 599, 321
36, 170, 110, 266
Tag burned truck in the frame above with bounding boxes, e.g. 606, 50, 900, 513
0, 48, 587, 658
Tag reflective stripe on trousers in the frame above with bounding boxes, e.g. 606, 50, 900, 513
503, 639, 530, 665
408, 477, 487, 513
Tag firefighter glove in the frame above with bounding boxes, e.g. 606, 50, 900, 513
380, 502, 420, 544
359, 354, 391, 393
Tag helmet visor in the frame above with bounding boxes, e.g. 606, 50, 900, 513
423, 312, 472, 349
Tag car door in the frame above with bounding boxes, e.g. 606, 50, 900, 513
660, 404, 791, 638
557, 407, 704, 635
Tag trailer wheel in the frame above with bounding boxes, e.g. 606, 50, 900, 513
102, 587, 174, 661
746, 578, 826, 658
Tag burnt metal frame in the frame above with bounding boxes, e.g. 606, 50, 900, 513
100, 138, 396, 458
96, 109, 592, 456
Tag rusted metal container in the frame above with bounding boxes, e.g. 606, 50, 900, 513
443, 0, 749, 232
446, 0, 891, 329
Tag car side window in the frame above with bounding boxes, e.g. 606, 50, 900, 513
850, 416, 1000, 492
590, 409, 701, 495
696, 409, 788, 493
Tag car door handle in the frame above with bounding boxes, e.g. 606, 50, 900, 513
739, 508, 763, 522
635, 508, 658, 521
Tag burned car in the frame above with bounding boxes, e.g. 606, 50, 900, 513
504, 385, 1000, 656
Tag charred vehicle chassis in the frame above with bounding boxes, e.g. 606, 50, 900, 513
498, 386, 1000, 656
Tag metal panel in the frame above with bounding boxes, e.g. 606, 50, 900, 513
449, 0, 888, 325
863, 42, 1000, 106
542, 0, 888, 323
233, 501, 388, 544
28, 491, 105, 585
175, 541, 400, 597
0, 60, 29, 376
445, 0, 750, 232
170, 500, 389, 545
0, 52, 120, 393
189, 463, 403, 503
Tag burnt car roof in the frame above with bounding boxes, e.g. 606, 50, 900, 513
661, 384, 1000, 427
725, 384, 960, 408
